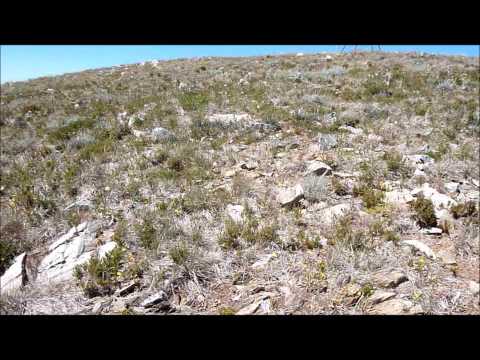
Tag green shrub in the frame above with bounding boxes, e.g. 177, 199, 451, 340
47, 117, 96, 143
383, 151, 406, 174
74, 245, 126, 298
329, 214, 370, 251
137, 218, 157, 250
451, 201, 478, 219
169, 242, 190, 266
218, 218, 242, 250
411, 198, 437, 228
354, 185, 385, 210
331, 177, 348, 196
178, 90, 209, 112
218, 307, 236, 315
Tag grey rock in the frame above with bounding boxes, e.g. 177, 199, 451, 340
444, 182, 460, 194
372, 269, 408, 288
368, 290, 396, 305
302, 94, 326, 105
240, 161, 258, 170
226, 204, 245, 223
305, 161, 332, 177
468, 281, 479, 296
317, 133, 338, 150
115, 281, 138, 297
420, 227, 443, 236
151, 127, 175, 143
402, 240, 436, 260
384, 189, 414, 205
339, 125, 364, 135
36, 221, 116, 284
141, 291, 168, 308
251, 254, 275, 269
277, 184, 304, 208
318, 203, 351, 225
98, 242, 117, 259
92, 298, 113, 314
370, 299, 423, 315
0, 253, 27, 295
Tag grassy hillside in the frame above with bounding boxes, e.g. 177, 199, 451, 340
1, 51, 479, 314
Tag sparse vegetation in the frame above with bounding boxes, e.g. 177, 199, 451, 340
1, 51, 478, 315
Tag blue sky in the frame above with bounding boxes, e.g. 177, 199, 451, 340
1, 45, 478, 84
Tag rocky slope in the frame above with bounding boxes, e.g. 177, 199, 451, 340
0, 51, 479, 315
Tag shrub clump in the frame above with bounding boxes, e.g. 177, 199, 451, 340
411, 198, 437, 228
451, 201, 478, 219
73, 246, 126, 298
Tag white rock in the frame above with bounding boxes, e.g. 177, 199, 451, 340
339, 125, 364, 135
224, 169, 236, 178
277, 184, 304, 207
385, 189, 414, 205
319, 203, 351, 225
251, 254, 275, 269
413, 168, 426, 177
449, 143, 459, 151
402, 240, 436, 260
333, 171, 355, 178
37, 221, 107, 284
49, 222, 87, 252
468, 281, 479, 296
444, 182, 460, 193
420, 227, 443, 235
207, 113, 252, 125
404, 154, 435, 167
471, 179, 479, 188
0, 253, 27, 295
236, 293, 274, 315
411, 183, 457, 216
226, 204, 245, 223
369, 299, 422, 315
305, 161, 332, 177
436, 248, 457, 265
151, 127, 175, 143
141, 291, 167, 308
98, 242, 118, 259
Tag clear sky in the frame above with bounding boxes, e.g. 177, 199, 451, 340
1, 45, 478, 84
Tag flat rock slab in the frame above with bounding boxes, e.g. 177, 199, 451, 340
226, 204, 245, 223
368, 290, 396, 305
319, 203, 351, 225
372, 269, 408, 288
251, 253, 276, 269
36, 221, 118, 285
468, 281, 479, 296
141, 291, 168, 308
0, 252, 27, 295
115, 281, 138, 297
305, 161, 332, 177
385, 190, 414, 205
278, 184, 304, 208
369, 299, 423, 315
402, 240, 436, 260
420, 227, 443, 236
